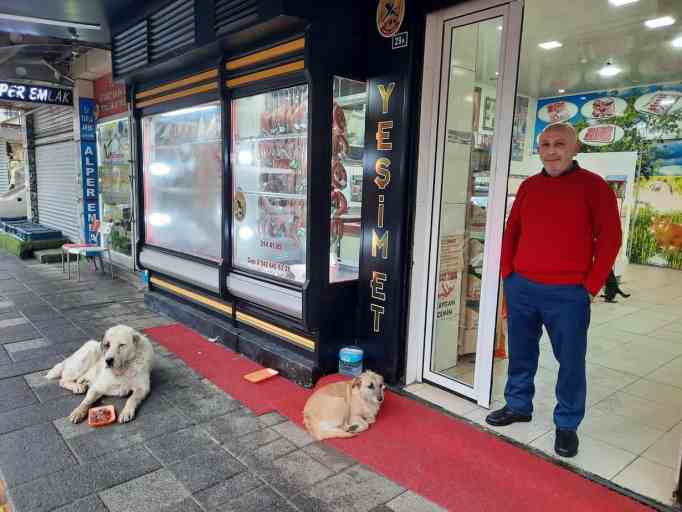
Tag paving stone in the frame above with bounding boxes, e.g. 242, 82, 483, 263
0, 422, 77, 487
215, 485, 299, 512
37, 324, 89, 343
0, 376, 38, 413
0, 394, 83, 435
0, 323, 42, 344
52, 494, 109, 512
24, 370, 73, 402
0, 300, 15, 310
145, 426, 221, 465
159, 379, 241, 422
0, 345, 9, 365
258, 411, 288, 427
385, 491, 447, 512
7, 446, 161, 512
302, 442, 356, 473
98, 469, 192, 512
222, 427, 283, 459
0, 309, 21, 320
0, 317, 28, 328
204, 408, 269, 442
271, 420, 316, 448
0, 353, 63, 380
28, 316, 74, 329
8, 339, 83, 363
61, 395, 194, 460
194, 472, 265, 510
291, 465, 404, 512
167, 448, 246, 493
5, 337, 51, 356
0, 279, 27, 292
248, 449, 334, 497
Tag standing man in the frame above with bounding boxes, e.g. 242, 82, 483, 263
486, 122, 621, 457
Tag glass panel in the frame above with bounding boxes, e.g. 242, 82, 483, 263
330, 76, 367, 283
231, 85, 308, 283
141, 102, 222, 261
430, 17, 502, 387
97, 118, 132, 257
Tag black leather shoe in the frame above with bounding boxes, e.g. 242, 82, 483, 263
485, 406, 532, 426
555, 429, 579, 457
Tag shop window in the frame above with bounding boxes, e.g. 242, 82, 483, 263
330, 76, 367, 283
141, 102, 222, 261
97, 118, 133, 257
230, 85, 308, 283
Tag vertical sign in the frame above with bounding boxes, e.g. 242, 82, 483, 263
79, 98, 99, 243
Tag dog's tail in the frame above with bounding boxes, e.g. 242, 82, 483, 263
45, 361, 65, 380
617, 289, 631, 298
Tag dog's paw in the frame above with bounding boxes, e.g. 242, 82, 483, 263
72, 383, 88, 394
346, 424, 360, 432
118, 407, 135, 423
69, 407, 87, 423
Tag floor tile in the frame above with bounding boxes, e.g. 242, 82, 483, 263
592, 391, 682, 431
640, 422, 682, 469
385, 491, 447, 512
167, 449, 245, 493
613, 457, 677, 506
578, 408, 665, 454
98, 469, 192, 512
645, 357, 682, 388
530, 430, 639, 480
622, 378, 682, 408
406, 384, 479, 416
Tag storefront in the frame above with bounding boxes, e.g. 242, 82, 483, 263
95, 73, 135, 270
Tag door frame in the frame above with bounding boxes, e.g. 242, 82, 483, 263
405, 0, 523, 406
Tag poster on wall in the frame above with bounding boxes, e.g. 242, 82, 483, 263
511, 96, 529, 161
482, 96, 496, 131
532, 82, 682, 271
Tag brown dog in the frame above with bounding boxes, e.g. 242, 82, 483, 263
303, 371, 385, 440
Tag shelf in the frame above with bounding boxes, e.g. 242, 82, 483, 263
149, 139, 221, 149
240, 190, 306, 200
237, 132, 307, 143
336, 92, 368, 108
235, 165, 298, 175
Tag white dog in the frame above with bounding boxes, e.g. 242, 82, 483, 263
46, 325, 154, 424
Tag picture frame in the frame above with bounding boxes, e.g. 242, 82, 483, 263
482, 96, 496, 132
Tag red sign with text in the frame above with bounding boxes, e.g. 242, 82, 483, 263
94, 73, 127, 119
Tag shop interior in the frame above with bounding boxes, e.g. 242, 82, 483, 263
422, 0, 682, 506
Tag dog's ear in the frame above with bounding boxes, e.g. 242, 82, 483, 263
132, 333, 141, 345
351, 377, 361, 389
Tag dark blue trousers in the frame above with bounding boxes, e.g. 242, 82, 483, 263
503, 272, 591, 430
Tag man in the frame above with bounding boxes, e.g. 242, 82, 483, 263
486, 122, 621, 458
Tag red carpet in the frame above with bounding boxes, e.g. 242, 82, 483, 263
146, 324, 652, 512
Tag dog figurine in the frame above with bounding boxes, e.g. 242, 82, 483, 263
303, 371, 385, 440
46, 325, 154, 424
600, 270, 630, 303
650, 216, 682, 252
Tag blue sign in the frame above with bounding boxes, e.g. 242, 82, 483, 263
79, 98, 99, 243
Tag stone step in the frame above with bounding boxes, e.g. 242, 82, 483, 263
32, 248, 63, 264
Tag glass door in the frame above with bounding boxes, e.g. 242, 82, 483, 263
408, 1, 521, 405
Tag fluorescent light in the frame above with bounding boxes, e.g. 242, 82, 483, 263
149, 162, 170, 176
539, 41, 562, 50
599, 64, 622, 77
161, 105, 216, 117
609, 0, 638, 5
645, 16, 675, 29
672, 36, 682, 48
238, 150, 253, 165
558, 89, 566, 94
497, 25, 503, 31
148, 213, 171, 226
239, 226, 254, 240
0, 13, 100, 30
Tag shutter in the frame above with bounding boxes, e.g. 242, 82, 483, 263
215, 0, 259, 36
33, 106, 73, 141
149, 0, 196, 62
0, 142, 8, 193
35, 142, 80, 242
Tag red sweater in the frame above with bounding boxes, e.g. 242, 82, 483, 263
500, 165, 622, 296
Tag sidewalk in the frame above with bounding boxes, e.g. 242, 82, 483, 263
0, 253, 442, 512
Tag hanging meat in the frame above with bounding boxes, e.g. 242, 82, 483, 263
333, 102, 347, 133
331, 157, 348, 190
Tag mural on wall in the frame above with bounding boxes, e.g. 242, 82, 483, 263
533, 82, 682, 270
511, 96, 529, 161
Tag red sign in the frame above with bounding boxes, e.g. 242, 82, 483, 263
94, 73, 127, 119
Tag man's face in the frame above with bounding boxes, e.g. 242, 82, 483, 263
538, 128, 578, 177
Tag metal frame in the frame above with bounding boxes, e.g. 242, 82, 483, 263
406, 0, 522, 406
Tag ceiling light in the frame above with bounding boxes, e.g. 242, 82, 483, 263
558, 89, 566, 94
609, 0, 638, 5
0, 13, 100, 31
672, 36, 682, 48
645, 16, 675, 29
599, 64, 622, 77
539, 41, 562, 50
497, 25, 503, 31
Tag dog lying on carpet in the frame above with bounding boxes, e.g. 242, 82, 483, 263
303, 371, 385, 440
46, 324, 154, 424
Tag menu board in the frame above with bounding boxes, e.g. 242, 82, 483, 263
231, 85, 308, 283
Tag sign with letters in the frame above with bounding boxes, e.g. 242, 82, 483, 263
0, 80, 72, 106
79, 98, 99, 243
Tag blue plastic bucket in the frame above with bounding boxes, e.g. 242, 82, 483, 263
338, 347, 363, 377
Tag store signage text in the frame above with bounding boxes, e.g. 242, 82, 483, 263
94, 73, 127, 119
79, 98, 100, 244
0, 81, 72, 106
368, 81, 397, 333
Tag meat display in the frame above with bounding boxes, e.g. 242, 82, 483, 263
547, 101, 568, 123
641, 93, 681, 116
583, 125, 615, 144
592, 98, 615, 119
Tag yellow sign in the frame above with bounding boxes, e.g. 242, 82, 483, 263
376, 0, 405, 38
